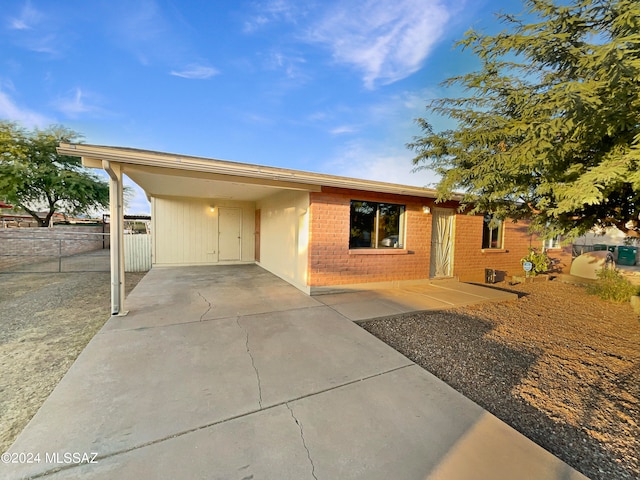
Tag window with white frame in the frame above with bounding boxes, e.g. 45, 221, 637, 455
349, 200, 405, 249
482, 214, 503, 249
543, 235, 561, 249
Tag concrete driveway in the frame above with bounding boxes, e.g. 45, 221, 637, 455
4, 265, 587, 480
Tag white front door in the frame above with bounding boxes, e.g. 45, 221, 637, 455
430, 208, 454, 277
218, 207, 242, 261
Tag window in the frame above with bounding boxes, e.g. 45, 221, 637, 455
482, 214, 503, 249
349, 201, 405, 249
543, 235, 560, 249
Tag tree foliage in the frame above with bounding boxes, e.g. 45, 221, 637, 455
0, 122, 109, 227
409, 0, 640, 239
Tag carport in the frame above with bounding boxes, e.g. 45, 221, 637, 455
56, 143, 448, 314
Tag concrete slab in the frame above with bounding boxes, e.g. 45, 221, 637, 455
286, 365, 588, 480
237, 307, 412, 406
33, 366, 588, 480
316, 280, 517, 321
40, 405, 315, 480
4, 265, 587, 480
425, 281, 519, 302
5, 317, 262, 478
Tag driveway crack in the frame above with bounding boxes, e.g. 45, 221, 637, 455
197, 292, 212, 321
286, 403, 318, 480
236, 317, 263, 408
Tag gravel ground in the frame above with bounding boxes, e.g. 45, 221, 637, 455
0, 271, 145, 454
360, 280, 639, 480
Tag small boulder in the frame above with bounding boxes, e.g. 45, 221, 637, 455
570, 251, 615, 279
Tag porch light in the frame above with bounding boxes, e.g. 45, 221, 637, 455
422, 206, 431, 214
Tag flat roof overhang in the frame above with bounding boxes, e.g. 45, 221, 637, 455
57, 143, 446, 202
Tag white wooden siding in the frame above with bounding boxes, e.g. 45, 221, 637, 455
152, 196, 255, 265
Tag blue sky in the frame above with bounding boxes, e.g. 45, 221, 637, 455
1, 0, 520, 214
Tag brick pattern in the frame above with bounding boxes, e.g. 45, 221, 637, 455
0, 226, 108, 270
308, 188, 437, 287
452, 216, 573, 282
308, 187, 571, 287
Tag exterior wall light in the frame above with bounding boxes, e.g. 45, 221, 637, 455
423, 206, 431, 214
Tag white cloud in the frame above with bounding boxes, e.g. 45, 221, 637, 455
170, 64, 219, 79
53, 88, 105, 118
0, 90, 51, 127
7, 1, 42, 30
263, 50, 307, 80
324, 140, 439, 187
330, 125, 359, 135
243, 0, 306, 33
5, 2, 61, 55
307, 0, 451, 88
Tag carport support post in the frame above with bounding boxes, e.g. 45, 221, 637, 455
103, 160, 126, 315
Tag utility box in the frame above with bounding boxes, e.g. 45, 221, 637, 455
617, 246, 638, 266
485, 269, 505, 284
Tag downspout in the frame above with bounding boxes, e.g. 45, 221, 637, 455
103, 160, 127, 316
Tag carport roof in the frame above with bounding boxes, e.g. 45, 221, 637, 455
58, 143, 446, 201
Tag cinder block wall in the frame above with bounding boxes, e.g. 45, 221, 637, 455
0, 225, 108, 270
452, 215, 572, 282
308, 187, 435, 287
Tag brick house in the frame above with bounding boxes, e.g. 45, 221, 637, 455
57, 143, 571, 312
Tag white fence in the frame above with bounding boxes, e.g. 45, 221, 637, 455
124, 234, 152, 272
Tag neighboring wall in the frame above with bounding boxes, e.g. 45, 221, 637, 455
152, 196, 255, 265
453, 215, 572, 282
0, 225, 107, 270
308, 187, 437, 287
256, 190, 309, 292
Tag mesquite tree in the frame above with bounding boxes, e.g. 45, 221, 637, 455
0, 122, 109, 226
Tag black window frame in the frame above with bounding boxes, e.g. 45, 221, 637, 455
349, 200, 405, 249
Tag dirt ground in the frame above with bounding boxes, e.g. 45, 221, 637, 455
361, 280, 639, 480
0, 272, 145, 454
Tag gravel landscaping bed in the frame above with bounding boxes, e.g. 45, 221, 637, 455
360, 279, 639, 480
0, 272, 145, 454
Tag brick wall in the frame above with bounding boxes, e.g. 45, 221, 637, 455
308, 187, 439, 287
0, 225, 108, 271
452, 215, 572, 282
307, 187, 571, 287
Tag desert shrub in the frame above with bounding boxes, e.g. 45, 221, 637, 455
520, 248, 551, 276
586, 268, 640, 303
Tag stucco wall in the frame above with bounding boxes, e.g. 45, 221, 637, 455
151, 196, 255, 265
256, 190, 310, 292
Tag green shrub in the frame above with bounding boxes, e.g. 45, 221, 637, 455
586, 268, 640, 303
520, 247, 551, 276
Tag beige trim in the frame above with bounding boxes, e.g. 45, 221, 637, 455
58, 143, 446, 199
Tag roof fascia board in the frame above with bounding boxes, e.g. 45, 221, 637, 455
124, 164, 321, 192
58, 143, 445, 199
